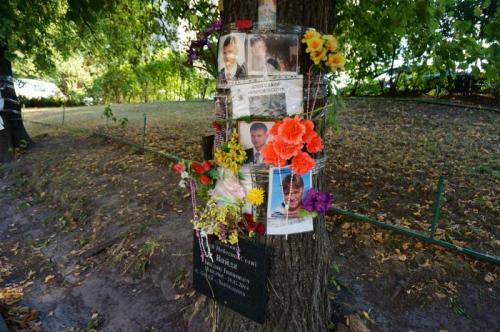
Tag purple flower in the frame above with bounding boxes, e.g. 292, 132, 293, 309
303, 188, 332, 214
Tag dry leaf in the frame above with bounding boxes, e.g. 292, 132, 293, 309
44, 275, 55, 283
372, 232, 384, 244
398, 254, 407, 262
484, 273, 497, 283
414, 242, 423, 250
0, 286, 24, 305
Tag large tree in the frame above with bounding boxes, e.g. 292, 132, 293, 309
212, 1, 337, 331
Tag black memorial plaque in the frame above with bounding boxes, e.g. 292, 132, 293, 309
193, 233, 270, 324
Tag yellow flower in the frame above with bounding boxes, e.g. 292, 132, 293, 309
323, 35, 338, 52
305, 37, 324, 53
302, 29, 321, 43
228, 232, 238, 245
246, 187, 264, 206
325, 52, 345, 71
310, 47, 328, 65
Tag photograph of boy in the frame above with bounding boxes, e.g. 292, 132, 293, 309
267, 166, 313, 235
218, 34, 247, 82
247, 35, 280, 76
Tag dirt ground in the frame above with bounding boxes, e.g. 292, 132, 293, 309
1, 99, 499, 331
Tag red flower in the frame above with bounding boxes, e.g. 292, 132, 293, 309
255, 223, 265, 235
200, 175, 212, 185
191, 162, 205, 174
273, 137, 302, 160
261, 141, 287, 167
173, 163, 185, 174
211, 121, 223, 132
202, 160, 212, 171
306, 135, 323, 154
291, 151, 315, 175
277, 116, 306, 144
243, 213, 254, 223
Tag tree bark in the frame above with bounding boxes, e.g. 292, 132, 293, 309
213, 1, 336, 331
0, 44, 33, 162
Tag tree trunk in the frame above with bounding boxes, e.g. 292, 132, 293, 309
0, 44, 33, 162
213, 1, 336, 331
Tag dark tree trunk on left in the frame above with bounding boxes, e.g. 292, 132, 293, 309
0, 44, 33, 162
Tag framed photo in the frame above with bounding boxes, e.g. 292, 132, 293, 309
247, 34, 298, 76
238, 121, 275, 165
267, 166, 313, 235
218, 33, 248, 82
230, 76, 303, 118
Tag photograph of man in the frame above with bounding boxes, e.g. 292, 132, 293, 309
245, 122, 268, 164
247, 35, 280, 76
267, 166, 313, 235
218, 34, 247, 82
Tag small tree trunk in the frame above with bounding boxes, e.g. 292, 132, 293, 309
212, 1, 336, 331
0, 44, 33, 162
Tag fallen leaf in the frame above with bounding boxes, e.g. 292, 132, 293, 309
484, 272, 497, 283
44, 275, 55, 283
414, 242, 423, 250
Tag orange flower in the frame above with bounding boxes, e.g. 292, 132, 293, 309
310, 47, 327, 65
291, 151, 315, 175
301, 119, 316, 142
306, 135, 323, 154
261, 141, 286, 167
305, 37, 324, 53
302, 29, 321, 42
270, 120, 282, 136
277, 116, 305, 145
273, 138, 302, 160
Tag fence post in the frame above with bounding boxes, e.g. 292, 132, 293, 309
142, 112, 147, 148
61, 104, 66, 126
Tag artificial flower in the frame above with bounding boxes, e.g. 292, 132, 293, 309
246, 187, 265, 206
211, 121, 223, 132
273, 138, 302, 160
270, 120, 283, 136
228, 232, 238, 245
255, 223, 266, 235
303, 188, 332, 214
261, 141, 286, 167
302, 119, 317, 143
323, 35, 338, 52
202, 160, 212, 171
191, 162, 205, 174
277, 116, 306, 144
291, 151, 315, 175
200, 175, 212, 185
173, 163, 185, 174
310, 47, 328, 65
306, 135, 324, 154
305, 37, 324, 53
214, 133, 247, 173
180, 171, 189, 179
325, 53, 345, 71
209, 167, 246, 205
301, 29, 321, 42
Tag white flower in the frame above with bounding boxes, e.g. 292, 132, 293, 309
181, 171, 189, 179
179, 179, 187, 188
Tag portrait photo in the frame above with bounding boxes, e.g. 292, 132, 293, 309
247, 34, 299, 76
267, 166, 313, 235
218, 33, 247, 82
238, 121, 275, 165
